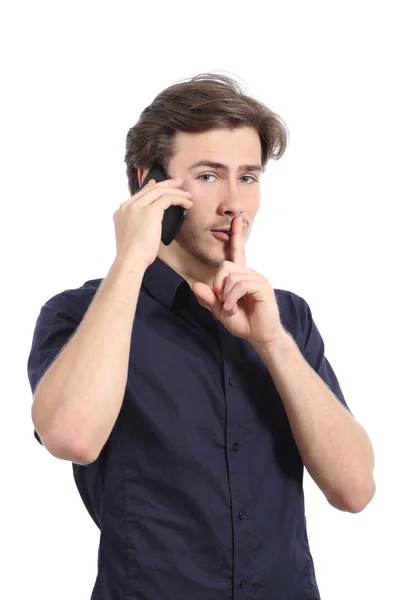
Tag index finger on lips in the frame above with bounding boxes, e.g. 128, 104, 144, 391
230, 216, 246, 267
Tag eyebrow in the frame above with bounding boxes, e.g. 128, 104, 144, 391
188, 160, 263, 173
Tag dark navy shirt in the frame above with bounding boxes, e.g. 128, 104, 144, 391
27, 256, 351, 600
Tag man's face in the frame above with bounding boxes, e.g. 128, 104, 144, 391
141, 126, 263, 271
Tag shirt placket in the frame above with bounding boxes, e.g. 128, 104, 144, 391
217, 323, 257, 598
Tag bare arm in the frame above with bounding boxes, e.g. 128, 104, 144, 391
252, 333, 376, 513
31, 258, 147, 464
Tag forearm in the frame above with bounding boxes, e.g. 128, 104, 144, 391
32, 258, 147, 463
251, 330, 375, 512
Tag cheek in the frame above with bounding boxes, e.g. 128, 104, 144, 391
182, 205, 201, 232
186, 197, 211, 222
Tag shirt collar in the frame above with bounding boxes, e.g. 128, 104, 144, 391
141, 256, 216, 325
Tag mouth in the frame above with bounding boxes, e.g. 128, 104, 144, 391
211, 230, 231, 242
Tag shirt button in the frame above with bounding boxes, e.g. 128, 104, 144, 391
238, 511, 246, 520
229, 377, 235, 386
239, 579, 247, 589
232, 442, 239, 451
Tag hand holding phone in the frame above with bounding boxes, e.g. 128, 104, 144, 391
113, 166, 193, 270
140, 165, 189, 245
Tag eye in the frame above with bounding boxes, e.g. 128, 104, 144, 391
198, 174, 217, 182
198, 174, 257, 183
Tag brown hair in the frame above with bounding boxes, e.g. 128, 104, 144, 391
124, 72, 289, 196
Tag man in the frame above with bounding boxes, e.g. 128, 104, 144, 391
28, 73, 375, 599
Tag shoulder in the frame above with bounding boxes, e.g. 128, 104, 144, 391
38, 277, 103, 322
273, 287, 308, 340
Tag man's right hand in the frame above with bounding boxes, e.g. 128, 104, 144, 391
113, 177, 193, 270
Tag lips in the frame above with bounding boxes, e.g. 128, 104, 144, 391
212, 230, 231, 242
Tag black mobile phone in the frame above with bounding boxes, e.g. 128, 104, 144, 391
139, 164, 188, 245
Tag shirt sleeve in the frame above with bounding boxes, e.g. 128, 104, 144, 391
27, 291, 85, 445
294, 293, 353, 416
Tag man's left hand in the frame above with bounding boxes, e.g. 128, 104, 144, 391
192, 216, 286, 346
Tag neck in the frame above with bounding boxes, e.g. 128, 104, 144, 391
157, 243, 221, 291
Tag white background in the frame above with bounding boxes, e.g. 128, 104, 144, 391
1, 1, 398, 598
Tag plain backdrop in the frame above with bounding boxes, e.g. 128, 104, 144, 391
1, 1, 398, 598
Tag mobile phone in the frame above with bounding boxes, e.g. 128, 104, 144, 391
139, 164, 188, 245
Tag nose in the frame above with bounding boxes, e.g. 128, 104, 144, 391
219, 180, 245, 218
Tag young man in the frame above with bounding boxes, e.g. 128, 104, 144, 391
28, 73, 375, 600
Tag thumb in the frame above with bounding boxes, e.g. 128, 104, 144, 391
192, 282, 221, 313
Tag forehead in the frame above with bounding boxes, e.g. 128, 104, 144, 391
172, 127, 261, 161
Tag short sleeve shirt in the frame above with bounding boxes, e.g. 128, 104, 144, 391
27, 257, 351, 599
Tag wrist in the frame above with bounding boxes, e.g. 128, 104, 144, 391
112, 255, 149, 275
250, 328, 293, 355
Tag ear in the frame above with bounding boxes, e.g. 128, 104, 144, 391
137, 167, 151, 188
